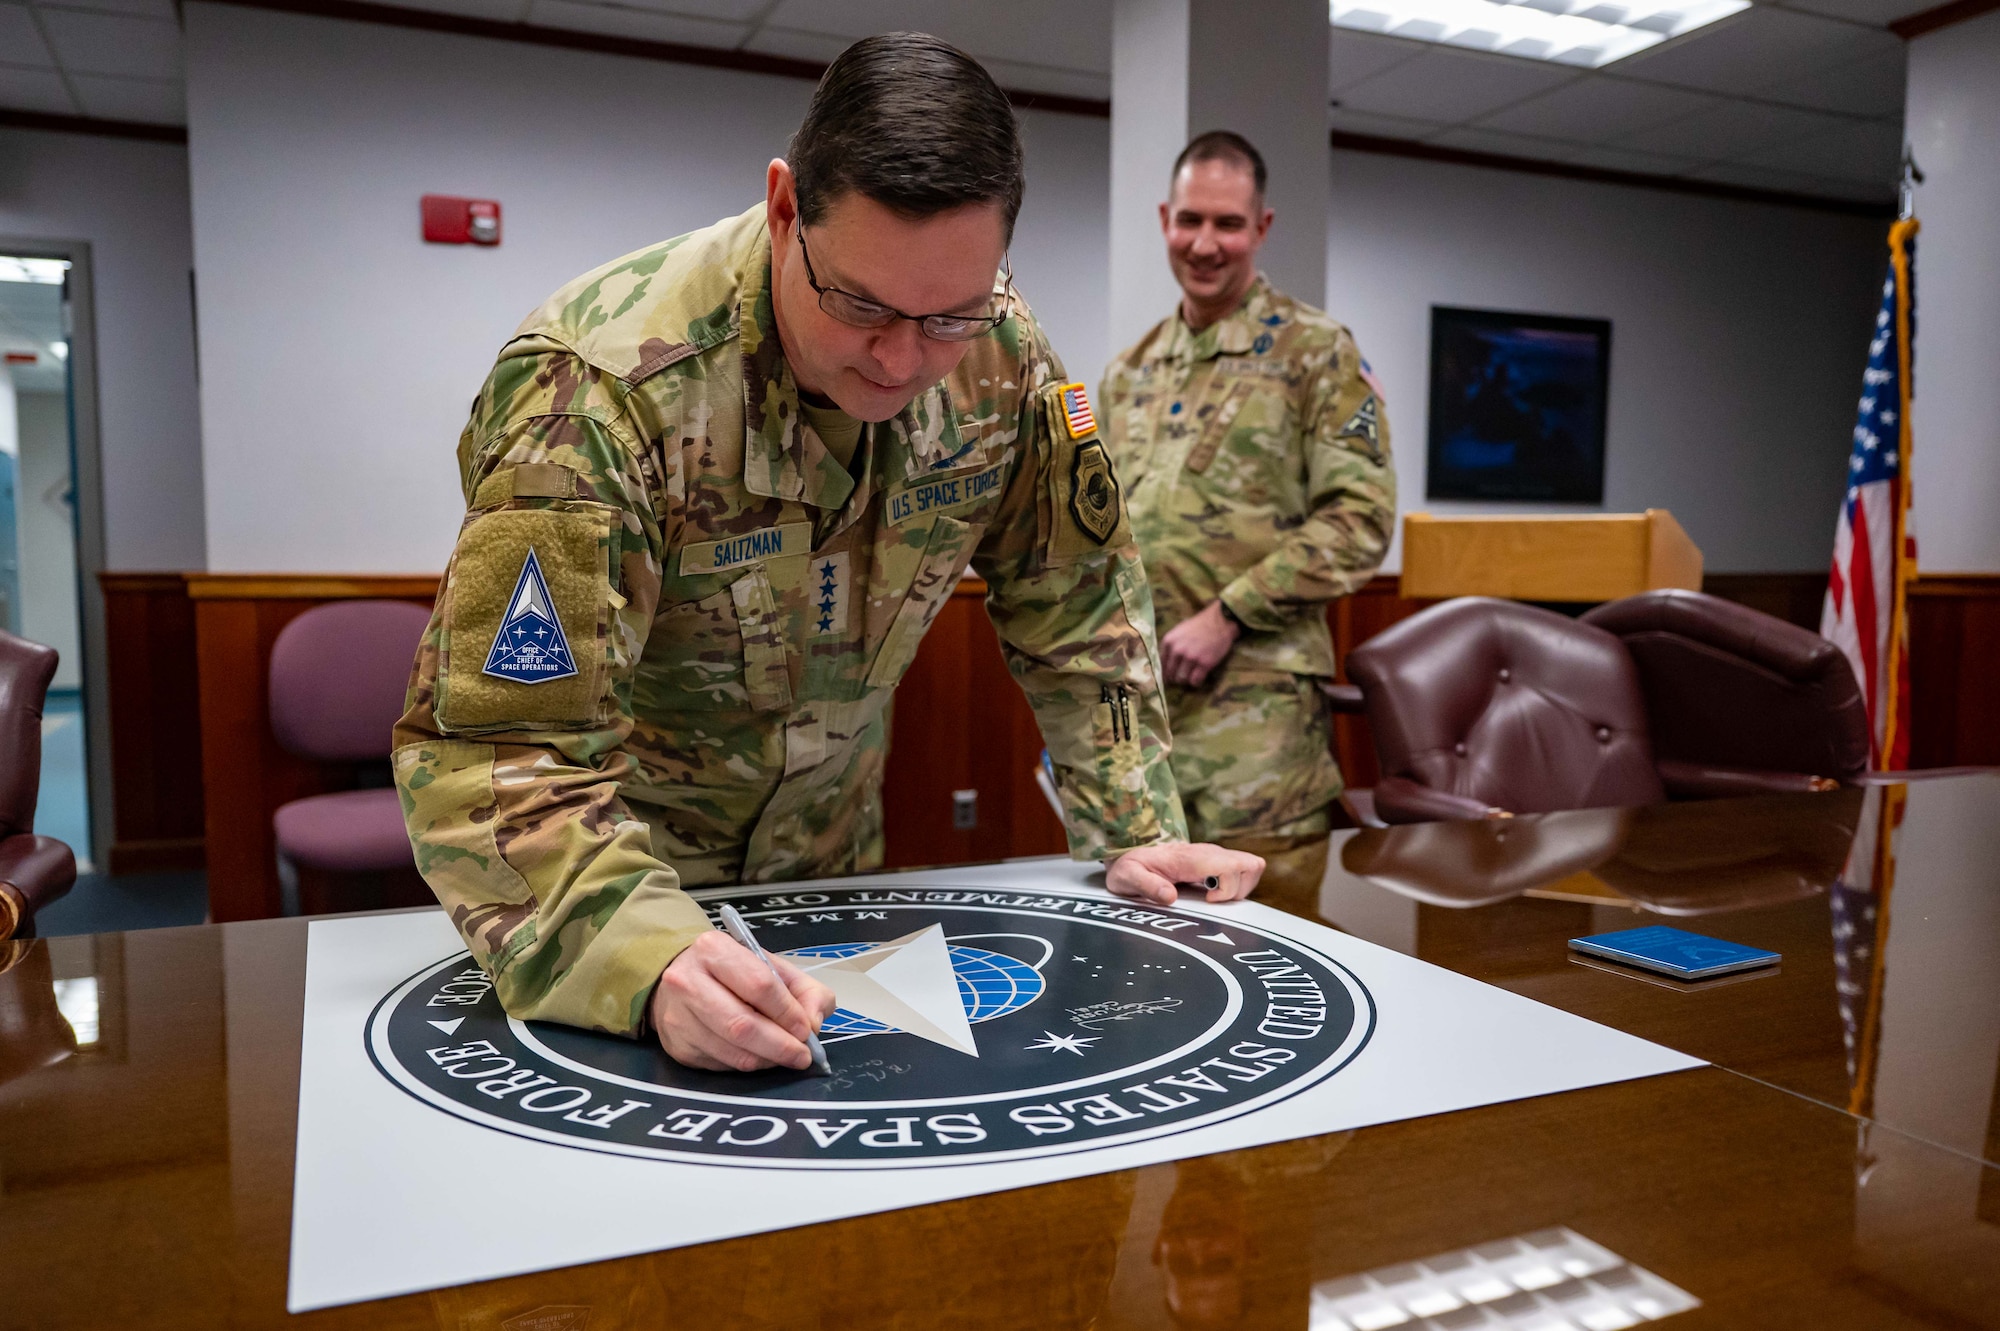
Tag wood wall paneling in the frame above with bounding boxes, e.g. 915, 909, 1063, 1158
1908, 576, 2000, 768
97, 574, 206, 873
880, 579, 1069, 869
1700, 572, 1829, 632
96, 567, 1995, 922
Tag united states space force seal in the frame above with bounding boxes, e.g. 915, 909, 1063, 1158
367, 883, 1375, 1168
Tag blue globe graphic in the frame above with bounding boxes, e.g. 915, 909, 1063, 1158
786, 941, 1045, 1039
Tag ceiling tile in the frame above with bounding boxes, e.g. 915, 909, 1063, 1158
976, 55, 1109, 102
1735, 116, 1902, 183
629, 0, 774, 20
760, 0, 1112, 75
1328, 27, 1423, 94
1561, 143, 1704, 174
1329, 104, 1449, 140
37, 9, 181, 79
2, 5, 53, 67
523, 0, 745, 46
1618, 98, 1852, 159
1428, 125, 1577, 164
32, 0, 178, 16
69, 70, 182, 123
1690, 159, 1890, 201
0, 63, 73, 114
1475, 74, 1721, 142
1338, 46, 1577, 124
1614, 4, 1900, 97
1762, 46, 1905, 117
1768, 0, 1936, 25
390, 0, 531, 19
742, 25, 851, 63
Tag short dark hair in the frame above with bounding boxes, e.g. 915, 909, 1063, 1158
790, 33, 1025, 243
1172, 130, 1267, 199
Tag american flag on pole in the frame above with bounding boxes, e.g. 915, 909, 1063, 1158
1822, 215, 1918, 1120
1821, 218, 1919, 771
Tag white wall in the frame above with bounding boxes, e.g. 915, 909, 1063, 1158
0, 127, 204, 571
1904, 9, 2000, 574
182, 3, 1112, 573
1325, 150, 1884, 573
182, 2, 1883, 577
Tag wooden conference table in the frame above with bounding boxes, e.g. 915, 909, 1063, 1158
2, 773, 1997, 1329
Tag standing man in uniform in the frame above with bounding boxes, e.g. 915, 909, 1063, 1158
1101, 132, 1396, 852
395, 36, 1262, 1076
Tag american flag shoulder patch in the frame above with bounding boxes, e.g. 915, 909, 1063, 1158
1058, 382, 1097, 440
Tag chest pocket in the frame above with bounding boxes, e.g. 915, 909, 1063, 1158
644, 564, 792, 714
1190, 379, 1295, 491
865, 516, 977, 689
1184, 379, 1256, 474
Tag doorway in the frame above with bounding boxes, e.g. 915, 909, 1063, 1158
0, 247, 107, 874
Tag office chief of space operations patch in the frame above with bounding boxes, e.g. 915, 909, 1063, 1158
482, 548, 577, 683
367, 883, 1374, 1168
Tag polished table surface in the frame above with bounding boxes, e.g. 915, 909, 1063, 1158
2, 774, 1997, 1329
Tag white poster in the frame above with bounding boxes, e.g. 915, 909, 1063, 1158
290, 859, 1700, 1312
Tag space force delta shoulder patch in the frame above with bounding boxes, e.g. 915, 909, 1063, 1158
482, 548, 577, 684
366, 882, 1374, 1168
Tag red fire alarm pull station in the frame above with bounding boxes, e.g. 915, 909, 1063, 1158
421, 195, 502, 246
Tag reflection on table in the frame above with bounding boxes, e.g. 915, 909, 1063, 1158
0, 778, 1996, 1328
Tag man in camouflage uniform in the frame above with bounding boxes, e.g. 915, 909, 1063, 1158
1102, 132, 1396, 848
395, 36, 1261, 1074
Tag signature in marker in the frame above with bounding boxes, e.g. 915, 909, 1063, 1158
1067, 998, 1184, 1030
826, 1058, 913, 1089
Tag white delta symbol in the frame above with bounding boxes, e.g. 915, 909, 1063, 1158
784, 925, 1051, 1058
482, 548, 577, 684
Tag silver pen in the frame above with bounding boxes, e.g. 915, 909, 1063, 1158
717, 903, 832, 1076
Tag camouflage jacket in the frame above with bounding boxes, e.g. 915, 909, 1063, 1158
1100, 277, 1397, 676
394, 206, 1185, 1036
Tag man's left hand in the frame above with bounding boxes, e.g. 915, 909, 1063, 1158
1160, 601, 1241, 688
1106, 842, 1266, 906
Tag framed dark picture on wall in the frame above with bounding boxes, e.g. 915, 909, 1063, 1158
1425, 306, 1611, 503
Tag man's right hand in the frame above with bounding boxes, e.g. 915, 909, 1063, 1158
649, 931, 836, 1072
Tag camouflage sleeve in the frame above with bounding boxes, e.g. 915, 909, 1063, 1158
972, 315, 1188, 860
393, 343, 710, 1037
1216, 331, 1397, 633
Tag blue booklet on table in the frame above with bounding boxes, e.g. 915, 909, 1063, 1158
1568, 925, 1780, 981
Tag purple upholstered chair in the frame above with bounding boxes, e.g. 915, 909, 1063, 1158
269, 601, 435, 914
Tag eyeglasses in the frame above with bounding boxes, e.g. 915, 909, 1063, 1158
797, 229, 1011, 343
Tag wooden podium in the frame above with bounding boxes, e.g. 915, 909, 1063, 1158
1400, 510, 1703, 602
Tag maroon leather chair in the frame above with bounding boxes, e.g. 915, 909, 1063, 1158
1581, 589, 1869, 798
269, 601, 435, 914
1347, 598, 1665, 824
0, 632, 77, 942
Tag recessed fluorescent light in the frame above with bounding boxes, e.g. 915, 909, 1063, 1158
1332, 0, 1750, 67
0, 256, 69, 285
